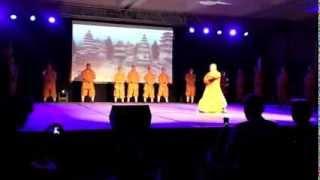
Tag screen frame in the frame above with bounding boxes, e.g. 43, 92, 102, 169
71, 20, 174, 84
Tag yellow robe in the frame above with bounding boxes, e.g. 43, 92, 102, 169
143, 71, 155, 98
158, 72, 169, 97
114, 71, 126, 99
127, 70, 140, 98
43, 70, 57, 99
81, 68, 96, 97
185, 73, 196, 97
198, 71, 227, 113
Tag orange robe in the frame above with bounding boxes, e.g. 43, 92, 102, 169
185, 73, 196, 97
81, 68, 96, 97
127, 70, 140, 98
304, 68, 316, 105
236, 69, 245, 101
43, 69, 57, 99
277, 69, 289, 104
143, 72, 155, 98
114, 71, 126, 99
158, 72, 169, 98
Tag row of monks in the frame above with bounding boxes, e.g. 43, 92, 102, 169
43, 64, 197, 103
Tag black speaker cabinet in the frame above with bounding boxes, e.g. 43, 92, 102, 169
109, 105, 151, 132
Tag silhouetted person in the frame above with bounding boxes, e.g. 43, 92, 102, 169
289, 99, 317, 180
227, 95, 280, 180
0, 96, 33, 178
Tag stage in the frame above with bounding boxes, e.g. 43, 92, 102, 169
22, 103, 317, 132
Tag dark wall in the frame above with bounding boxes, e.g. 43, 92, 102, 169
0, 17, 317, 102
173, 18, 317, 102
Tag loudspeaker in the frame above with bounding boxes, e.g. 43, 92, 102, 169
109, 105, 151, 132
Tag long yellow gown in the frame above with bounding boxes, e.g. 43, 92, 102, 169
198, 71, 227, 113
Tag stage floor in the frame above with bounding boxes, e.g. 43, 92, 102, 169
22, 103, 318, 132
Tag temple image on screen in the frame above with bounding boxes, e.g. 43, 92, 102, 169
71, 21, 173, 83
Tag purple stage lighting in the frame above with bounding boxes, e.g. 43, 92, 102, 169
30, 15, 36, 22
229, 29, 237, 36
217, 30, 223, 35
10, 14, 17, 20
203, 27, 210, 34
189, 27, 195, 33
244, 31, 249, 36
48, 16, 56, 23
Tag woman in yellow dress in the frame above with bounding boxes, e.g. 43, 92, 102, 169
198, 63, 227, 113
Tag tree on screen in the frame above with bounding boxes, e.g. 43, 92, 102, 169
105, 37, 114, 60
151, 41, 160, 60
114, 41, 126, 64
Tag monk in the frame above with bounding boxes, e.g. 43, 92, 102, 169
127, 65, 140, 102
185, 68, 196, 103
143, 65, 155, 103
113, 65, 126, 102
157, 67, 169, 103
277, 68, 289, 104
198, 63, 227, 113
43, 64, 57, 102
304, 66, 316, 105
81, 63, 96, 102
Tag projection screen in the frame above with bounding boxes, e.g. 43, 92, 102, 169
71, 20, 173, 83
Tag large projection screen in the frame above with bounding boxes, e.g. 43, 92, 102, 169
71, 21, 173, 83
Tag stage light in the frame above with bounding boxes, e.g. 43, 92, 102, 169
203, 27, 210, 34
189, 27, 195, 33
48, 16, 56, 23
217, 30, 223, 35
229, 29, 237, 36
244, 31, 249, 36
30, 15, 36, 22
10, 14, 17, 20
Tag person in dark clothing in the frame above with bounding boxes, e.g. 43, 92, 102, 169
227, 95, 281, 180
289, 99, 317, 180
0, 96, 33, 178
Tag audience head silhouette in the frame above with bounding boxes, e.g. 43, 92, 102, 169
244, 95, 264, 121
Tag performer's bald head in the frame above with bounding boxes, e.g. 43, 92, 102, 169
131, 64, 136, 71
210, 63, 217, 72
47, 63, 53, 70
189, 68, 194, 74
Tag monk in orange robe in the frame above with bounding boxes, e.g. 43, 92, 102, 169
277, 68, 289, 104
81, 63, 96, 102
157, 67, 169, 102
143, 65, 155, 103
304, 66, 316, 105
43, 64, 57, 102
185, 68, 196, 103
113, 65, 126, 102
127, 65, 140, 102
